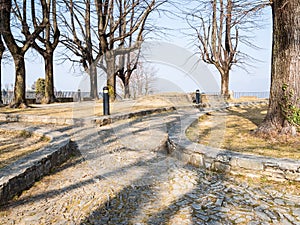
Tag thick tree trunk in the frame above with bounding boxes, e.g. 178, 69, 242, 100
11, 55, 27, 108
0, 59, 2, 105
221, 71, 229, 98
0, 37, 3, 105
42, 52, 57, 104
89, 63, 98, 99
124, 77, 130, 99
0, 55, 2, 105
256, 0, 300, 135
106, 52, 116, 101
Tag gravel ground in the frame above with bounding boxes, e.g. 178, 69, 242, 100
0, 111, 299, 225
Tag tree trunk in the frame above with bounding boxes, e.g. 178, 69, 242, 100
0, 59, 2, 105
106, 52, 116, 101
0, 36, 4, 105
11, 55, 27, 108
256, 0, 300, 135
89, 63, 98, 99
124, 75, 130, 99
221, 71, 229, 98
42, 52, 57, 104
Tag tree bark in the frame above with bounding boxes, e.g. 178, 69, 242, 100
106, 52, 116, 101
42, 52, 56, 104
256, 0, 300, 135
12, 55, 27, 108
221, 71, 229, 97
124, 75, 131, 99
89, 63, 98, 99
0, 36, 4, 105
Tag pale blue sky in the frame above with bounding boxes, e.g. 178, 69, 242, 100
1, 3, 272, 93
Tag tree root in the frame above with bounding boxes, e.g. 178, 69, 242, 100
255, 120, 298, 138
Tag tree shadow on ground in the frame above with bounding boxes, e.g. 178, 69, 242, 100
226, 105, 267, 127
1, 111, 297, 224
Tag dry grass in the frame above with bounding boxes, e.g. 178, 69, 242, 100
0, 105, 75, 118
186, 103, 300, 159
233, 174, 300, 196
0, 95, 178, 118
0, 129, 49, 169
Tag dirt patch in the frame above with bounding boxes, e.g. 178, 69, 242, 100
186, 103, 300, 159
0, 129, 49, 169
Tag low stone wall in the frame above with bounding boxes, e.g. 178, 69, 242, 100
0, 106, 176, 205
167, 103, 300, 182
93, 107, 176, 126
0, 128, 72, 205
0, 106, 176, 126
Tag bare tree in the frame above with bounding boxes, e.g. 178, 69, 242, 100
256, 0, 300, 136
59, 0, 161, 101
186, 0, 268, 98
60, 0, 163, 101
0, 0, 48, 108
96, 0, 159, 101
32, 0, 60, 104
117, 51, 140, 99
60, 0, 100, 99
123, 62, 156, 98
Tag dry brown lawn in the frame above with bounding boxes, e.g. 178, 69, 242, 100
186, 103, 300, 159
0, 129, 49, 169
0, 95, 178, 118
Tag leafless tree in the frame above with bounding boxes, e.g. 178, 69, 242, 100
256, 0, 300, 136
0, 0, 48, 108
59, 0, 101, 99
60, 0, 162, 101
32, 0, 60, 104
118, 61, 156, 98
96, 0, 161, 101
186, 0, 268, 98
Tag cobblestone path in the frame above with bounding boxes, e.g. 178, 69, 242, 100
0, 111, 300, 225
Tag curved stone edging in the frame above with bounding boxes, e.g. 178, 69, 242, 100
0, 127, 71, 205
0, 106, 176, 206
167, 103, 300, 182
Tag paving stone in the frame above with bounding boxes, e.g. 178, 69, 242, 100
255, 211, 271, 221
0, 110, 300, 225
235, 217, 246, 223
293, 208, 300, 218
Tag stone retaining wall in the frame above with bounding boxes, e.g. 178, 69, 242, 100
0, 107, 176, 126
0, 106, 176, 205
0, 128, 71, 205
167, 102, 300, 182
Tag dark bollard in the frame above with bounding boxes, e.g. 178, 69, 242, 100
103, 86, 110, 115
77, 89, 81, 102
196, 89, 200, 104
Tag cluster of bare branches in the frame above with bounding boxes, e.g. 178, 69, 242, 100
59, 0, 165, 100
185, 0, 270, 97
0, 0, 49, 108
117, 61, 157, 98
0, 0, 164, 107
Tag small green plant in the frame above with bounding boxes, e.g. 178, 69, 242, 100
281, 84, 300, 127
40, 135, 50, 142
18, 130, 32, 138
35, 78, 46, 98
107, 85, 114, 98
